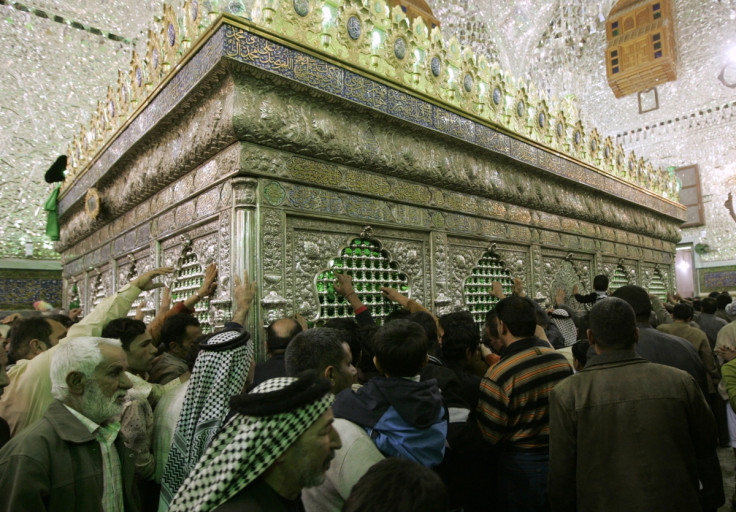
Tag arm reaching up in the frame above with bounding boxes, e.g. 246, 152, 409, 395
231, 270, 256, 327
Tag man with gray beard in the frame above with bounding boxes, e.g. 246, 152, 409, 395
0, 336, 141, 512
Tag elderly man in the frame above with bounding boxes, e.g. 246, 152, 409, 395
549, 298, 723, 512
0, 267, 174, 435
248, 315, 305, 390
0, 336, 141, 511
169, 371, 341, 512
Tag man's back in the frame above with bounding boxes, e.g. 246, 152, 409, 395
549, 351, 718, 512
698, 313, 728, 348
636, 323, 708, 395
657, 322, 719, 393
477, 337, 572, 449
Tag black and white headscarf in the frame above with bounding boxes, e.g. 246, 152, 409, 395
168, 372, 334, 512
550, 309, 578, 347
159, 329, 254, 510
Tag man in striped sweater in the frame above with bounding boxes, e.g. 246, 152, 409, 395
476, 296, 572, 512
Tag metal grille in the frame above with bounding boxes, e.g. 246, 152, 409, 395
648, 269, 668, 301
316, 236, 410, 323
171, 248, 212, 333
464, 250, 513, 326
91, 273, 106, 310
610, 264, 629, 292
125, 261, 154, 324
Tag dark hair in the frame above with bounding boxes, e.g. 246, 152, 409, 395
484, 309, 499, 340
575, 311, 590, 339
161, 314, 201, 351
593, 275, 609, 292
9, 317, 52, 361
266, 317, 303, 352
692, 298, 702, 312
383, 308, 412, 323
439, 311, 479, 362
533, 303, 549, 328
709, 291, 721, 298
495, 296, 537, 338
45, 314, 75, 328
611, 285, 651, 320
702, 297, 718, 314
343, 457, 449, 512
589, 297, 637, 349
571, 339, 590, 367
284, 328, 345, 377
717, 294, 733, 310
101, 318, 147, 351
324, 317, 361, 366
372, 319, 427, 377
357, 324, 380, 380
184, 335, 206, 371
406, 311, 439, 355
672, 303, 694, 321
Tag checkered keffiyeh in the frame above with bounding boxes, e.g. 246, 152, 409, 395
726, 302, 736, 317
168, 373, 334, 512
159, 329, 254, 510
550, 309, 578, 347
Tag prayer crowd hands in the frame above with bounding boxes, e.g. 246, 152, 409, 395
490, 281, 505, 299
233, 270, 256, 314
68, 308, 83, 322
716, 345, 736, 363
131, 267, 173, 291
198, 262, 218, 298
134, 301, 146, 321
159, 286, 171, 313
726, 192, 734, 212
555, 287, 566, 307
334, 272, 355, 298
380, 286, 409, 307
512, 278, 526, 297
0, 313, 22, 324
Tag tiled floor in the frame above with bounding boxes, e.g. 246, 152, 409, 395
719, 446, 735, 512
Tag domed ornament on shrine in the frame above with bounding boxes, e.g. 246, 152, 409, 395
386, 0, 440, 30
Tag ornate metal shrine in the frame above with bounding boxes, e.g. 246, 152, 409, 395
55, 2, 686, 358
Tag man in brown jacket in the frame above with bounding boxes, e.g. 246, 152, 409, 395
658, 303, 720, 395
0, 336, 141, 512
549, 297, 723, 512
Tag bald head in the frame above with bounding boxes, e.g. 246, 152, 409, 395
266, 317, 303, 354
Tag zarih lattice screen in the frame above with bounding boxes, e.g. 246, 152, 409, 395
315, 235, 410, 324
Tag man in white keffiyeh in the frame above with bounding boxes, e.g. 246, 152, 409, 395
158, 328, 255, 510
169, 371, 341, 512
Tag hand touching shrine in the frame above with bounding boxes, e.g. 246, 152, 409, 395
232, 270, 256, 326
131, 267, 174, 291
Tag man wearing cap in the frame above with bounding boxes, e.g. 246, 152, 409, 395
169, 371, 341, 512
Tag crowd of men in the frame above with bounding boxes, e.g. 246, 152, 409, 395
0, 266, 734, 511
